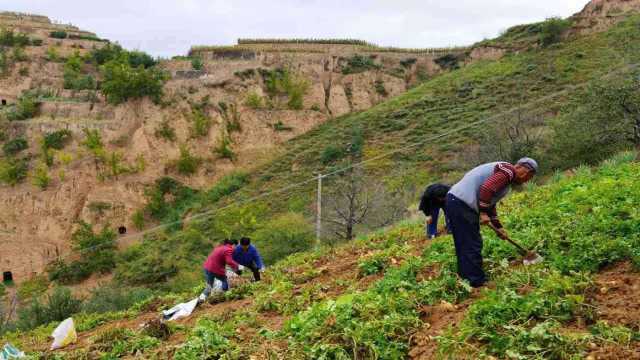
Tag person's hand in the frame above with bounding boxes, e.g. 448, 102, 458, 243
480, 213, 491, 225
426, 216, 433, 225
238, 265, 245, 271
494, 228, 509, 240
259, 267, 265, 273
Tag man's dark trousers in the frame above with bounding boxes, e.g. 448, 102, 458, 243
445, 193, 486, 287
245, 262, 261, 281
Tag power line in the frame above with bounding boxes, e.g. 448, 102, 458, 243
40, 61, 640, 271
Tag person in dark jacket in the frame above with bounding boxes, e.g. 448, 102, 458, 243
419, 183, 451, 239
445, 158, 538, 288
233, 237, 265, 281
199, 239, 240, 303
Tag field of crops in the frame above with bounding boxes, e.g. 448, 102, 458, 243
3, 152, 639, 359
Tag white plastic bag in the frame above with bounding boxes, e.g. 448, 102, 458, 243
50, 318, 77, 350
1, 343, 25, 359
162, 298, 199, 321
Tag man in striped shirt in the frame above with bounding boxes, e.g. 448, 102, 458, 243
445, 158, 538, 287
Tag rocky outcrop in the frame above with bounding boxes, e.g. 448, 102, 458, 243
571, 0, 640, 34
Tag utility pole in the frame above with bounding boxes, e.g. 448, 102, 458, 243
316, 173, 322, 247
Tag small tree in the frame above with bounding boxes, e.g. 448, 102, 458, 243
539, 17, 571, 47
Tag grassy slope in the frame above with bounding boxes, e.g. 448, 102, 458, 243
117, 15, 640, 288
5, 152, 640, 359
187, 15, 640, 220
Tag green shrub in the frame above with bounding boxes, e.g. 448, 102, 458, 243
127, 50, 157, 68
63, 52, 96, 90
45, 46, 59, 62
49, 31, 68, 39
375, 80, 388, 96
100, 54, 167, 104
43, 129, 72, 150
252, 213, 315, 264
176, 146, 201, 175
310, 104, 321, 111
82, 285, 153, 314
321, 145, 344, 164
0, 29, 30, 47
91, 43, 123, 65
244, 91, 264, 109
539, 17, 572, 47
30, 38, 43, 46
204, 172, 249, 203
191, 56, 203, 70
0, 158, 29, 185
190, 107, 211, 138
155, 119, 176, 141
32, 163, 50, 190
259, 68, 309, 109
142, 177, 196, 221
48, 222, 117, 284
213, 134, 236, 161
16, 276, 48, 301
11, 47, 27, 62
6, 93, 38, 121
3, 137, 28, 156
17, 287, 82, 331
342, 54, 380, 74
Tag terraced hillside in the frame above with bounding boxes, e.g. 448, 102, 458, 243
3, 152, 639, 359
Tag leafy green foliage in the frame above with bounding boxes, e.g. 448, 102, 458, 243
32, 163, 50, 190
189, 103, 211, 138
155, 119, 176, 141
244, 91, 264, 109
213, 134, 236, 161
63, 52, 96, 90
191, 56, 203, 70
539, 17, 572, 47
82, 285, 153, 314
342, 54, 380, 74
49, 31, 67, 39
6, 93, 38, 121
42, 130, 72, 150
175, 146, 201, 175
17, 287, 81, 331
551, 73, 640, 168
3, 137, 28, 156
374, 79, 388, 96
259, 67, 309, 109
99, 54, 167, 104
252, 213, 315, 265
0, 29, 31, 47
0, 158, 28, 185
48, 222, 117, 284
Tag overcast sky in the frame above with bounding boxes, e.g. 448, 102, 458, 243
1, 0, 588, 57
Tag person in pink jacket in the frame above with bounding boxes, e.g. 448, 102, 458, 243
199, 239, 240, 302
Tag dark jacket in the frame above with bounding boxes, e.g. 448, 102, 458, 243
419, 184, 450, 216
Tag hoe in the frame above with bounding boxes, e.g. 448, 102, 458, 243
488, 223, 544, 266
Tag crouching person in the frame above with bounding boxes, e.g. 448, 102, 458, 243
199, 239, 240, 304
233, 237, 265, 281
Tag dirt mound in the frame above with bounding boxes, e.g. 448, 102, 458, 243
409, 297, 475, 359
591, 262, 640, 330
586, 262, 640, 359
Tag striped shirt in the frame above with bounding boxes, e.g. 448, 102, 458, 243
478, 163, 516, 224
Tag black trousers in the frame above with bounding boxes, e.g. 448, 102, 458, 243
245, 262, 261, 281
445, 193, 486, 287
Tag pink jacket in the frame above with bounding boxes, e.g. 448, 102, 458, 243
203, 244, 239, 276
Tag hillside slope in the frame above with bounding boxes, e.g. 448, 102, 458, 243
112, 4, 640, 288
0, 11, 472, 283
3, 152, 639, 359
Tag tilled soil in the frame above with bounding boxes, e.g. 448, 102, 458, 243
587, 262, 640, 360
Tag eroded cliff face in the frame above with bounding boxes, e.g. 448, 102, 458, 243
571, 0, 640, 34
0, 13, 474, 283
